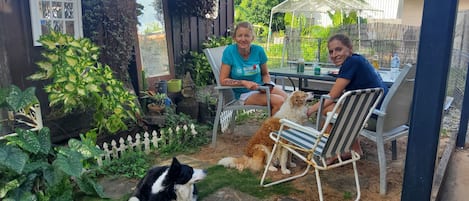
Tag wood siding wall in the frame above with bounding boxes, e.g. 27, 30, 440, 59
0, 0, 234, 115
145, 0, 234, 88
0, 0, 49, 113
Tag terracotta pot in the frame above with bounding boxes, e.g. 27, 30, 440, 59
147, 103, 165, 114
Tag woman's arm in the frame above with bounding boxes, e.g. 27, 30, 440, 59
307, 78, 350, 116
260, 63, 272, 83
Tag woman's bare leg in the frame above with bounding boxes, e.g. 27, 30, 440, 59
244, 92, 286, 116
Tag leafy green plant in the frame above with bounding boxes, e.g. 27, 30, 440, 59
98, 151, 152, 179
178, 36, 233, 86
202, 36, 233, 49
158, 107, 210, 154
82, 0, 138, 82
0, 85, 40, 134
196, 89, 217, 106
0, 85, 38, 112
0, 127, 105, 200
28, 31, 140, 134
168, 0, 215, 18
140, 91, 167, 106
178, 51, 214, 87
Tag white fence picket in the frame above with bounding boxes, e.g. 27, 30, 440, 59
96, 124, 197, 166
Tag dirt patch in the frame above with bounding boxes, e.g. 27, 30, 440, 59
188, 121, 414, 201
99, 112, 457, 201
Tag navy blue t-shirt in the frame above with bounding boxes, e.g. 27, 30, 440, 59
337, 54, 389, 97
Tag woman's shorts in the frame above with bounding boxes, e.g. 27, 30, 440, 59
238, 91, 260, 105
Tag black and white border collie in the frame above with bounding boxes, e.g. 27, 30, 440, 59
129, 157, 207, 201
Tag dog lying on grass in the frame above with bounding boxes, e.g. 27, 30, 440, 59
129, 157, 207, 201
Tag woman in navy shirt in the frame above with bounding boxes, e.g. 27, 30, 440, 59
307, 33, 388, 158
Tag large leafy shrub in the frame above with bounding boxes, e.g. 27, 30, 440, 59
0, 128, 105, 200
177, 36, 233, 87
0, 85, 38, 113
28, 31, 140, 134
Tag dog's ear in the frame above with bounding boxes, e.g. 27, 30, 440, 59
169, 157, 182, 174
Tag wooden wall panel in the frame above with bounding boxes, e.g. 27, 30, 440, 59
2, 0, 234, 113
2, 0, 49, 114
166, 0, 234, 79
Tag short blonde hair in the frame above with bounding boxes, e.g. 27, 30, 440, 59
232, 21, 255, 39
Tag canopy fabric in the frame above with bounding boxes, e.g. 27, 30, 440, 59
271, 0, 380, 15
267, 0, 382, 49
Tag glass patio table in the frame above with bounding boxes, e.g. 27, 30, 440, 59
269, 66, 394, 94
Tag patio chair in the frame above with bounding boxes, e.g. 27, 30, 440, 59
203, 46, 271, 147
260, 88, 384, 201
360, 63, 416, 195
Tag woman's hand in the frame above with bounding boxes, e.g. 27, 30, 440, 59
307, 107, 316, 117
241, 80, 259, 90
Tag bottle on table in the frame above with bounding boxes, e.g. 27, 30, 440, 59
313, 59, 321, 75
372, 55, 379, 70
297, 58, 305, 73
390, 53, 400, 81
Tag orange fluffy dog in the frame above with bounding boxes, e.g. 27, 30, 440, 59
218, 91, 310, 173
218, 117, 282, 172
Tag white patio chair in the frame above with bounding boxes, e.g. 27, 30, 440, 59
203, 46, 271, 147
260, 88, 384, 201
360, 63, 415, 195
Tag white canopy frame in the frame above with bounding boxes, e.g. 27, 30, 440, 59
267, 0, 383, 50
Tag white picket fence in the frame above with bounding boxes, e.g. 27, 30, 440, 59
96, 124, 198, 166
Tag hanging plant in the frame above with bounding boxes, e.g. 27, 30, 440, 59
168, 0, 216, 18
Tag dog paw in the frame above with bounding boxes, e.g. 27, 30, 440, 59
268, 165, 278, 171
289, 162, 297, 168
281, 168, 291, 175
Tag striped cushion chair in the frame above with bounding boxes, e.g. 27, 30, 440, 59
260, 88, 384, 201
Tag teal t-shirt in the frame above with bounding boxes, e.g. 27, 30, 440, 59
221, 44, 268, 99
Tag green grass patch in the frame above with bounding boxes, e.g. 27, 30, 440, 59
197, 165, 301, 199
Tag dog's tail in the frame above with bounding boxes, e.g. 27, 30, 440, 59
218, 144, 272, 172
217, 156, 248, 170
128, 197, 139, 201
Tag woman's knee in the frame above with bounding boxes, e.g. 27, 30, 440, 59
270, 95, 285, 108
272, 87, 288, 98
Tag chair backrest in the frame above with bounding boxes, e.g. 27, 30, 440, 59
203, 46, 236, 102
379, 64, 415, 131
322, 88, 384, 158
203, 46, 227, 86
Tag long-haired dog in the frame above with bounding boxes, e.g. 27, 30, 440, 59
274, 90, 310, 125
218, 90, 311, 174
129, 157, 207, 201
218, 117, 282, 172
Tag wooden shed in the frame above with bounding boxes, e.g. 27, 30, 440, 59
0, 0, 234, 140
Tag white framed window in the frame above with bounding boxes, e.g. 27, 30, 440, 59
29, 0, 83, 46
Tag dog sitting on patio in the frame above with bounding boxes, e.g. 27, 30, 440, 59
129, 157, 207, 201
218, 90, 310, 174
274, 90, 310, 125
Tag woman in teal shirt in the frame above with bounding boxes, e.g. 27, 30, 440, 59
220, 21, 287, 115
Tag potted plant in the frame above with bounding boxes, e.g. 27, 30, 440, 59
141, 91, 167, 114
196, 88, 217, 124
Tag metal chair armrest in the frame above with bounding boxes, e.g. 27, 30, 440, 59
372, 109, 386, 117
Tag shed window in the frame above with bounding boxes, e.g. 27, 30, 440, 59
29, 0, 83, 46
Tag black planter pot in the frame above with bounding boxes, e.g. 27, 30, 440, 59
176, 97, 199, 120
198, 102, 216, 124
